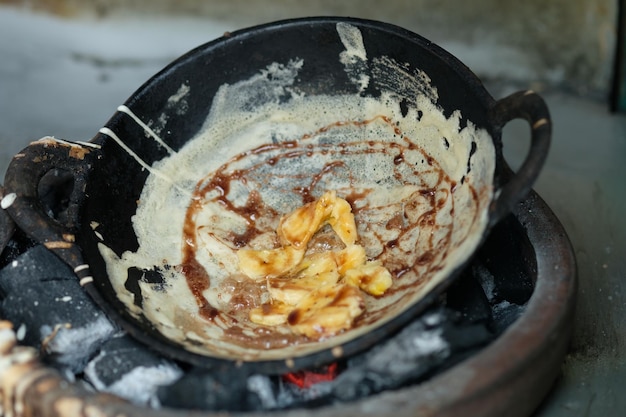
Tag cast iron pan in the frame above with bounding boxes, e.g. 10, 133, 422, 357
2, 17, 550, 374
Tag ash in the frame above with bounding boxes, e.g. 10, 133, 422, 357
0, 214, 532, 412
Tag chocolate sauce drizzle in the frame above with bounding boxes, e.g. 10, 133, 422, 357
178, 115, 480, 347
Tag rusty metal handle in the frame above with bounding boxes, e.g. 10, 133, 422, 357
488, 90, 551, 227
2, 138, 98, 275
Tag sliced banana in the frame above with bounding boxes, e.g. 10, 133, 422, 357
327, 196, 358, 245
249, 302, 292, 326
237, 191, 393, 339
278, 192, 333, 249
269, 271, 340, 305
288, 284, 365, 338
294, 251, 338, 277
277, 191, 358, 249
335, 244, 367, 275
344, 260, 393, 296
237, 245, 305, 280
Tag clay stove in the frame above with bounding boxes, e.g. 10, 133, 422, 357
0, 182, 576, 417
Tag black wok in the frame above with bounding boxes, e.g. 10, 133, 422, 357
3, 17, 550, 374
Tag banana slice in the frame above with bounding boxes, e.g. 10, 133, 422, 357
344, 260, 393, 296
293, 251, 338, 277
269, 271, 340, 305
327, 196, 357, 245
277, 191, 358, 249
249, 302, 292, 326
266, 245, 364, 306
237, 245, 305, 280
239, 191, 394, 338
334, 244, 367, 275
288, 284, 365, 338
278, 192, 333, 249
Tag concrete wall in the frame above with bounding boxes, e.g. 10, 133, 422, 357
0, 0, 618, 98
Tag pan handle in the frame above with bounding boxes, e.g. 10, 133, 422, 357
2, 137, 98, 278
488, 90, 551, 227
0, 185, 16, 254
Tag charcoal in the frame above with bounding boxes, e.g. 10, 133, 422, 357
240, 307, 497, 411
331, 308, 452, 401
471, 256, 529, 335
446, 268, 492, 323
275, 373, 337, 410
248, 368, 344, 411
332, 306, 496, 403
435, 321, 495, 373
247, 375, 279, 410
491, 300, 526, 335
243, 373, 337, 412
84, 334, 183, 406
474, 215, 536, 305
0, 227, 37, 270
0, 245, 117, 372
441, 320, 493, 352
157, 367, 255, 411
474, 261, 497, 302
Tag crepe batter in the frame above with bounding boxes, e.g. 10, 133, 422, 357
97, 23, 495, 361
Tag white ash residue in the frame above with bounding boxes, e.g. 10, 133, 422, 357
475, 262, 497, 302
247, 308, 456, 410
39, 315, 117, 370
491, 300, 527, 334
86, 363, 183, 407
82, 333, 184, 407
